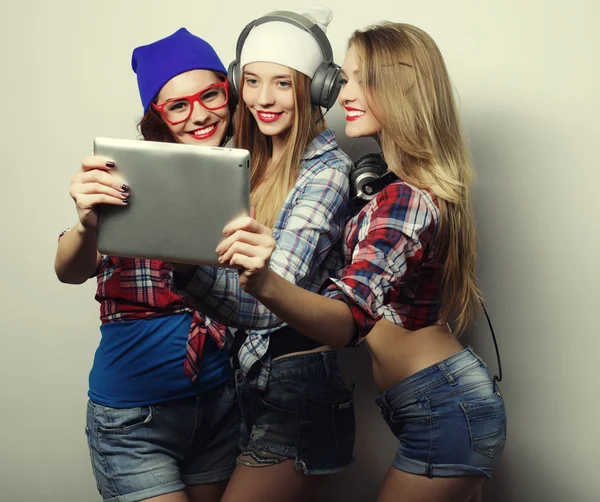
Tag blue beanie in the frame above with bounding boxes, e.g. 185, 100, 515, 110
132, 28, 227, 113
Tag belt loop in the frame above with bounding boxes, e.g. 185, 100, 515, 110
321, 351, 331, 378
437, 361, 457, 386
426, 463, 434, 478
376, 395, 389, 418
468, 346, 488, 368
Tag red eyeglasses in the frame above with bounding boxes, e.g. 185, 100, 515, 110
152, 81, 229, 125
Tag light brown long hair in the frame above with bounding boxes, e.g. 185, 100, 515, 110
349, 23, 480, 334
234, 68, 326, 228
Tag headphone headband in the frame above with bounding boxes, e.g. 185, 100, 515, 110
234, 10, 334, 67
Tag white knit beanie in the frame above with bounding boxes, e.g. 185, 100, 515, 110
239, 5, 333, 79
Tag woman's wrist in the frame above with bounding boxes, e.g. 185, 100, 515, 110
74, 221, 90, 235
253, 269, 280, 302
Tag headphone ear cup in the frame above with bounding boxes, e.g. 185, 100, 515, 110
350, 165, 381, 201
311, 63, 342, 109
323, 65, 342, 109
310, 62, 327, 107
350, 152, 388, 201
353, 152, 388, 177
227, 60, 240, 101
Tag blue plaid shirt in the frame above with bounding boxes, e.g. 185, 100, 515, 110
179, 128, 351, 389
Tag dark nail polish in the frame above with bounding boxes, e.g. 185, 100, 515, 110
123, 197, 130, 204
120, 183, 130, 192
106, 161, 115, 167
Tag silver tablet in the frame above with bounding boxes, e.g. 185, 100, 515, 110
94, 137, 250, 266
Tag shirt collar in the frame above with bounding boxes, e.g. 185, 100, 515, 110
300, 128, 338, 161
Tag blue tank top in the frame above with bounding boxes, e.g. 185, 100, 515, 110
88, 313, 231, 407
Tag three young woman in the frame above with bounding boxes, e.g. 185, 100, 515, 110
215, 22, 507, 502
57, 11, 506, 502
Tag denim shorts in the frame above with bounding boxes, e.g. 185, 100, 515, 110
375, 347, 506, 478
85, 379, 240, 502
235, 350, 355, 475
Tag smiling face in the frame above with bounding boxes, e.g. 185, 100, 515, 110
241, 62, 295, 140
338, 45, 382, 138
155, 69, 230, 146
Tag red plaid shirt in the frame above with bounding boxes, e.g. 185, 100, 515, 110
95, 255, 227, 381
322, 179, 443, 343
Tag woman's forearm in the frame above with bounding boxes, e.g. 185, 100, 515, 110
55, 222, 101, 284
255, 269, 356, 347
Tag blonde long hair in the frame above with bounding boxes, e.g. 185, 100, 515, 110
234, 69, 326, 229
349, 23, 480, 334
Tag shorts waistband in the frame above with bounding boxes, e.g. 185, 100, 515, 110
268, 349, 339, 380
376, 347, 487, 407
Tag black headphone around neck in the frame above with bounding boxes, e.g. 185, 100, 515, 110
227, 10, 342, 109
349, 152, 398, 208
